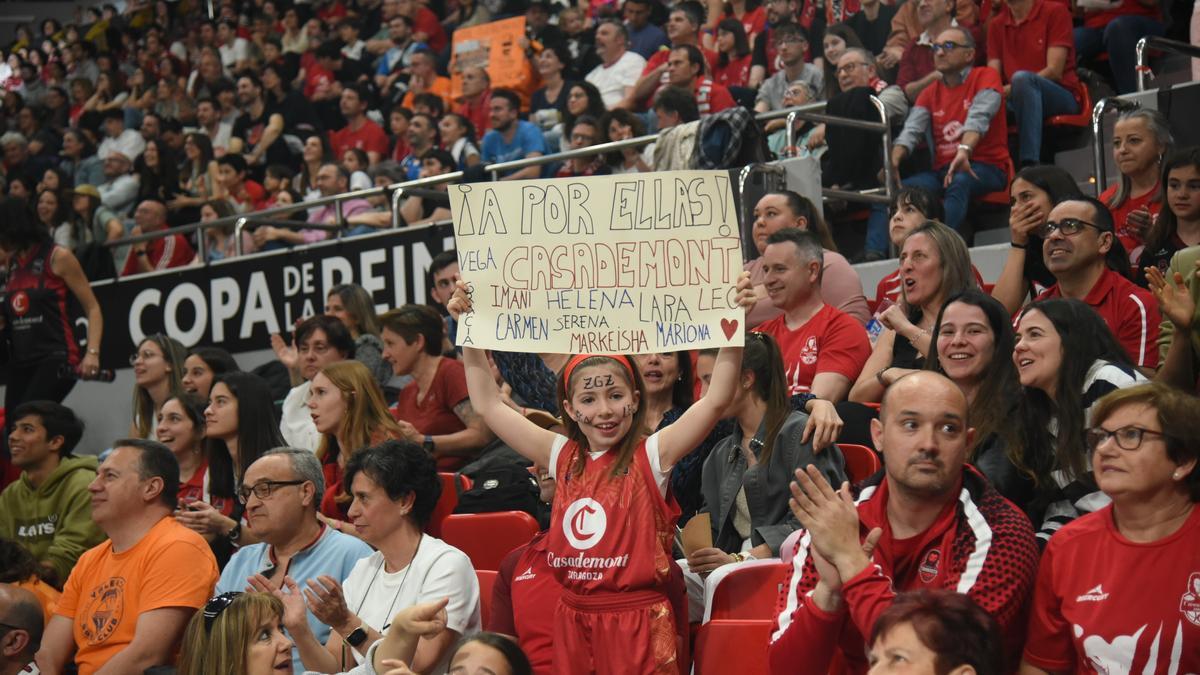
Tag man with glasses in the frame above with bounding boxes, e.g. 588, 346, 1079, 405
36, 439, 218, 674
1028, 197, 1161, 369
0, 584, 43, 675
896, 0, 982, 102
278, 315, 355, 452
755, 22, 824, 116
216, 449, 371, 672
748, 0, 801, 87
889, 28, 1008, 235
555, 116, 611, 178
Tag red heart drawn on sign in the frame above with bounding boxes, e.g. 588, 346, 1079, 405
720, 318, 739, 340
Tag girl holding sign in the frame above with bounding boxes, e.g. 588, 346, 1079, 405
447, 272, 755, 675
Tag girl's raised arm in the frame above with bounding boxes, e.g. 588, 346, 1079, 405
450, 281, 559, 467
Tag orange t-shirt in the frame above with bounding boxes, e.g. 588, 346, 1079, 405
55, 517, 219, 674
401, 76, 453, 111
16, 576, 61, 624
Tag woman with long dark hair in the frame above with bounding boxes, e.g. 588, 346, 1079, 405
182, 346, 240, 400
326, 283, 390, 386
1136, 146, 1200, 287
992, 165, 1086, 314
134, 137, 182, 206
685, 333, 845, 604
560, 82, 606, 153
926, 289, 1031, 506
169, 132, 219, 220
188, 372, 285, 550
819, 24, 864, 100
0, 196, 103, 427
1014, 298, 1146, 543
713, 18, 752, 89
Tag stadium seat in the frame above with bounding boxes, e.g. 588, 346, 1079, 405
1047, 85, 1094, 128
476, 569, 497, 631
839, 443, 882, 483
703, 559, 789, 622
426, 472, 471, 538
692, 620, 772, 675
441, 511, 540, 571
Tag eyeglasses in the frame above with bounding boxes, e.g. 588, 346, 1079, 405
775, 36, 805, 46
237, 479, 306, 504
930, 41, 967, 54
836, 61, 868, 75
1085, 425, 1166, 452
1037, 218, 1105, 238
129, 349, 162, 365
203, 591, 241, 633
297, 342, 331, 355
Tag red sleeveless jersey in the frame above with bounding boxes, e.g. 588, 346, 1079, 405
5, 243, 78, 367
547, 437, 680, 595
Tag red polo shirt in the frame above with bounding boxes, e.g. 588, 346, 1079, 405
986, 0, 1081, 104
1034, 267, 1161, 368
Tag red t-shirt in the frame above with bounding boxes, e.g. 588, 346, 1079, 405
642, 47, 720, 106
694, 76, 735, 115
330, 119, 390, 159
1023, 504, 1200, 674
178, 462, 235, 517
121, 233, 195, 277
455, 90, 492, 137
986, 0, 1081, 103
1034, 267, 1161, 368
916, 66, 1009, 172
713, 53, 752, 89
391, 357, 470, 438
874, 265, 987, 306
412, 6, 448, 53
755, 304, 871, 394
492, 531, 559, 675
724, 5, 767, 42
303, 62, 334, 100
1100, 182, 1162, 255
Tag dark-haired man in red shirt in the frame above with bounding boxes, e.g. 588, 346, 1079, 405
664, 45, 735, 116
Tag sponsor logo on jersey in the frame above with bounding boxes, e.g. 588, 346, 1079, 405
1181, 572, 1200, 627
918, 548, 940, 583
11, 290, 29, 317
562, 498, 607, 551
81, 577, 125, 645
1076, 584, 1109, 603
515, 567, 537, 582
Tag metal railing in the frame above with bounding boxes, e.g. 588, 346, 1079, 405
783, 96, 894, 205
1136, 36, 1200, 92
106, 101, 895, 264
1090, 96, 1141, 197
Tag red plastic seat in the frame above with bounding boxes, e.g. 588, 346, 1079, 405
706, 560, 789, 622
441, 511, 541, 571
476, 569, 497, 631
1046, 85, 1093, 128
692, 619, 772, 675
839, 443, 882, 483
425, 472, 471, 538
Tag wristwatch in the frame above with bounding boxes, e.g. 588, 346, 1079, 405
957, 143, 973, 155
423, 435, 435, 454
345, 624, 369, 648
227, 522, 241, 543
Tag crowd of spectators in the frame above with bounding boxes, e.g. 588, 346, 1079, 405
1, 0, 1200, 672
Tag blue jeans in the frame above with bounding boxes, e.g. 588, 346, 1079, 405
1007, 71, 1080, 166
1074, 16, 1164, 94
901, 161, 1009, 233
866, 203, 890, 255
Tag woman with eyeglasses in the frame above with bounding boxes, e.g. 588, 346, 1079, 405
179, 592, 462, 675
1020, 382, 1200, 674
308, 361, 405, 523
266, 441, 480, 673
1013, 298, 1146, 545
130, 333, 188, 440
185, 372, 286, 551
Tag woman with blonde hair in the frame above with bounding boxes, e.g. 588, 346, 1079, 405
130, 333, 188, 439
178, 592, 292, 675
308, 360, 404, 521
849, 220, 977, 403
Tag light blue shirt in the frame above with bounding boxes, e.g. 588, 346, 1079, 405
480, 120, 548, 177
218, 525, 373, 671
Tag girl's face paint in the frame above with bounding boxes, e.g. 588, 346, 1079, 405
563, 363, 640, 452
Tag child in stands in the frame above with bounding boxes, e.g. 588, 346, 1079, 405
448, 272, 755, 674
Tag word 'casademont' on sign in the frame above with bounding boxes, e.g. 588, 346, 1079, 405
449, 171, 745, 354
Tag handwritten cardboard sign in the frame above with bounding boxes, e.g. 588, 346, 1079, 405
450, 171, 745, 354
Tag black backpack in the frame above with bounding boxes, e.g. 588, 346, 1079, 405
453, 463, 542, 518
